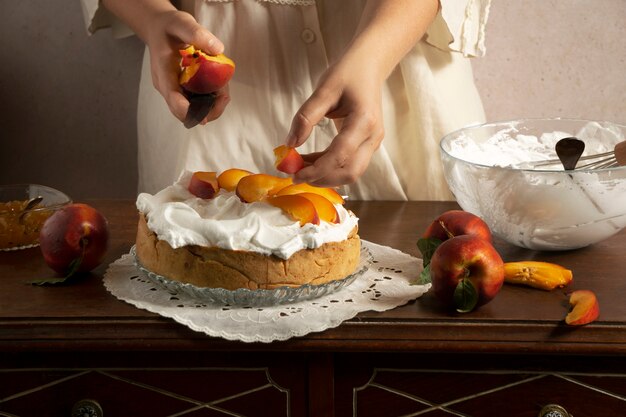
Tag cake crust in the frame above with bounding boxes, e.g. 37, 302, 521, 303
135, 214, 360, 290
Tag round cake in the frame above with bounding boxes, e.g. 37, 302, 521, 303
135, 171, 361, 290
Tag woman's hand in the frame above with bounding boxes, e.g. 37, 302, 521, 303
102, 0, 231, 125
285, 0, 439, 188
145, 10, 230, 125
286, 58, 385, 187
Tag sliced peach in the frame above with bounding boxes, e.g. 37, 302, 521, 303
297, 192, 339, 223
217, 168, 253, 192
275, 183, 344, 205
565, 290, 600, 326
267, 195, 320, 226
179, 45, 235, 94
188, 171, 219, 199
274, 145, 305, 174
236, 174, 293, 203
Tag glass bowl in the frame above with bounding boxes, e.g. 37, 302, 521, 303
131, 245, 373, 307
0, 184, 72, 250
440, 118, 626, 250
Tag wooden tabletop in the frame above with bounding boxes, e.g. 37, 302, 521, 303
1, 200, 625, 354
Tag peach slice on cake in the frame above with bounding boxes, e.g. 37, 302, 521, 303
188, 171, 220, 199
236, 174, 293, 203
297, 192, 339, 223
217, 168, 253, 192
275, 183, 344, 205
274, 145, 305, 174
267, 195, 320, 226
565, 289, 600, 326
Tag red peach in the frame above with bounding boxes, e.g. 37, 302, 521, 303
39, 203, 109, 275
423, 210, 492, 243
429, 234, 504, 312
179, 46, 235, 94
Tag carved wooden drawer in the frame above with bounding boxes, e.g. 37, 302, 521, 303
334, 353, 626, 417
0, 352, 309, 417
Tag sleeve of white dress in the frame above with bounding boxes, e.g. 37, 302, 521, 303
79, 0, 134, 38
424, 0, 491, 57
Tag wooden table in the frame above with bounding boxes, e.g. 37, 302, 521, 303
1, 200, 626, 417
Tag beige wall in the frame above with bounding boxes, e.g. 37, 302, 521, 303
1, 1, 624, 199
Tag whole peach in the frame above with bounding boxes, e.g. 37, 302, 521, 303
430, 234, 504, 312
39, 203, 109, 275
423, 210, 492, 243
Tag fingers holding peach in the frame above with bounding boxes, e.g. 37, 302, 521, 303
178, 45, 235, 128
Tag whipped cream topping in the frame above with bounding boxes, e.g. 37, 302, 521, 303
136, 171, 359, 259
446, 121, 623, 169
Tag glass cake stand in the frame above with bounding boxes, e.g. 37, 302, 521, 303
131, 245, 372, 307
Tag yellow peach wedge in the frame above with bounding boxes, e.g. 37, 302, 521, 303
267, 195, 320, 226
217, 168, 253, 192
296, 192, 339, 224
503, 261, 573, 291
188, 171, 219, 199
565, 289, 600, 326
236, 174, 293, 203
275, 183, 344, 205
274, 145, 305, 174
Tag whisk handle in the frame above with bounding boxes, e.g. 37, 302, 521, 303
615, 140, 626, 166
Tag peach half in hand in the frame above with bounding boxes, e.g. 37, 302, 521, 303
179, 45, 235, 94
274, 145, 304, 174
565, 289, 600, 326
188, 171, 219, 199
297, 192, 339, 223
276, 183, 344, 205
236, 174, 293, 203
217, 168, 253, 192
267, 195, 320, 226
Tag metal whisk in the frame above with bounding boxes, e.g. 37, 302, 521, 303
533, 139, 626, 170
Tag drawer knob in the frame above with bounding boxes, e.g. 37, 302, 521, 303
538, 404, 571, 417
71, 399, 103, 417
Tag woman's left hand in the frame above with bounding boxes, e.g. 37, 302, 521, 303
285, 57, 385, 187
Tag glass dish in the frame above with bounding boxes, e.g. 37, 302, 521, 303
131, 245, 372, 307
0, 184, 72, 251
440, 118, 626, 250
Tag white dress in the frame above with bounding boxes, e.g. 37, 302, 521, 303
81, 0, 490, 200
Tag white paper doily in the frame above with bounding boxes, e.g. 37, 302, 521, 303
103, 240, 429, 343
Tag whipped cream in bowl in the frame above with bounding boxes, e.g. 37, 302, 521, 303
439, 119, 626, 250
136, 171, 359, 259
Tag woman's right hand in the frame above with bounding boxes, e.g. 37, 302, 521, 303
144, 10, 230, 125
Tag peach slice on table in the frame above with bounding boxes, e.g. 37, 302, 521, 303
267, 195, 320, 226
217, 168, 253, 192
297, 192, 339, 223
274, 145, 305, 174
275, 183, 344, 205
236, 174, 293, 203
565, 289, 600, 326
188, 171, 219, 199
179, 46, 235, 95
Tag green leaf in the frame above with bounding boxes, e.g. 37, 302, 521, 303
417, 264, 431, 285
453, 278, 478, 313
28, 238, 86, 286
417, 237, 442, 267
